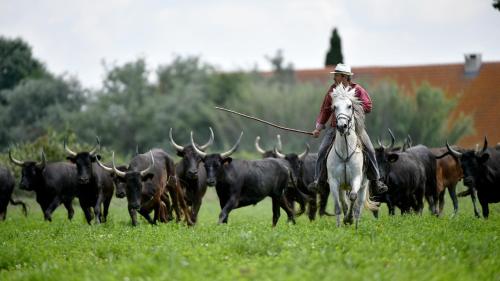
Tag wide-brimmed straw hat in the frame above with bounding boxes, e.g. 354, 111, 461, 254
330, 63, 353, 76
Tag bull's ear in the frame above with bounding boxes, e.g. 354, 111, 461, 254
222, 157, 233, 165
66, 156, 76, 163
387, 154, 399, 163
141, 173, 154, 181
91, 155, 102, 162
478, 153, 490, 163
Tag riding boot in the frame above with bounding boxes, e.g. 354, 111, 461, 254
310, 128, 335, 193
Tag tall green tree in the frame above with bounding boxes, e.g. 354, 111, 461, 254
0, 76, 86, 147
0, 37, 50, 92
494, 0, 500, 11
325, 28, 344, 66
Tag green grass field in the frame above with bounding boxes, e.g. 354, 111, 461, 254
1, 188, 499, 281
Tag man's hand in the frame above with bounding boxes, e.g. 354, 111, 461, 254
312, 129, 321, 138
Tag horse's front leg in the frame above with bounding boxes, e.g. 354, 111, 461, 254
344, 176, 361, 224
328, 177, 342, 227
353, 179, 369, 229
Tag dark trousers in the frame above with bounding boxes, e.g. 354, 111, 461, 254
315, 128, 380, 184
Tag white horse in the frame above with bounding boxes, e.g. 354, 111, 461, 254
326, 84, 379, 228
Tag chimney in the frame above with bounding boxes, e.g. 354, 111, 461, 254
464, 53, 482, 78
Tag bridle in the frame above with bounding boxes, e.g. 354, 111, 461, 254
333, 107, 360, 182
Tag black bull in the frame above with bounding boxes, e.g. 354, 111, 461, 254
169, 128, 213, 224
376, 143, 438, 215
192, 132, 295, 226
10, 150, 79, 221
445, 138, 500, 218
0, 165, 27, 220
255, 136, 332, 220
64, 138, 115, 224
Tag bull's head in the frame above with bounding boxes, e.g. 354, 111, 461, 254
191, 131, 243, 187
446, 137, 489, 189
97, 151, 154, 210
64, 136, 101, 184
274, 144, 310, 185
255, 135, 282, 158
112, 165, 128, 198
169, 127, 214, 180
9, 150, 46, 191
375, 129, 397, 180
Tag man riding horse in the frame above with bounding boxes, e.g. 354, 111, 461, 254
311, 63, 388, 195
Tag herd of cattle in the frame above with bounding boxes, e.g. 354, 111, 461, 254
0, 128, 499, 227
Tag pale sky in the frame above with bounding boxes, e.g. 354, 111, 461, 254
1, 0, 499, 88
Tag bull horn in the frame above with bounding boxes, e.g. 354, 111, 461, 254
446, 141, 462, 158
190, 132, 207, 158
274, 147, 286, 159
377, 138, 386, 149
89, 136, 101, 156
64, 138, 77, 156
480, 136, 488, 155
112, 152, 126, 178
387, 128, 395, 150
140, 151, 155, 177
220, 132, 244, 159
298, 143, 310, 160
198, 127, 215, 150
276, 134, 283, 151
255, 136, 266, 154
474, 143, 480, 154
169, 128, 184, 152
8, 150, 24, 166
407, 134, 413, 147
135, 144, 140, 155
96, 156, 114, 173
39, 150, 46, 169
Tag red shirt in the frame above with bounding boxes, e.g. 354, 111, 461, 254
315, 82, 372, 130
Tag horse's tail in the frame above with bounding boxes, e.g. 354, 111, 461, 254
364, 187, 380, 212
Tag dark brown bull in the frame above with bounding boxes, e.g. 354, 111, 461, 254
431, 147, 463, 216
97, 151, 159, 226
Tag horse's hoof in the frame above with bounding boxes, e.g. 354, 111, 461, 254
343, 216, 353, 225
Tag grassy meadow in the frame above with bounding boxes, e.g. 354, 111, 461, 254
1, 187, 499, 281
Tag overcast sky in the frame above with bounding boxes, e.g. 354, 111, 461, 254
1, 0, 499, 87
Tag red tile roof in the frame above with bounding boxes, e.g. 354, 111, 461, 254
293, 62, 500, 147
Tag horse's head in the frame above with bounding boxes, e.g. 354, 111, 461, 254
330, 84, 360, 136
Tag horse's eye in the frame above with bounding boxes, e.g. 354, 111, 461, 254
333, 106, 337, 110
348, 105, 352, 109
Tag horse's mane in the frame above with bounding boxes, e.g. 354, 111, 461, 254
330, 84, 366, 136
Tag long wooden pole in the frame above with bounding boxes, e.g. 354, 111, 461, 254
214, 106, 313, 136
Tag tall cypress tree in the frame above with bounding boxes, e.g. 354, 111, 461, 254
494, 0, 500, 11
325, 28, 344, 66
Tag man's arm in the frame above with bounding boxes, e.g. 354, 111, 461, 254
355, 85, 372, 113
312, 85, 335, 137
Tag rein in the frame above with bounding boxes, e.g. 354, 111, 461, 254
333, 111, 359, 183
